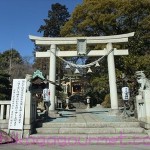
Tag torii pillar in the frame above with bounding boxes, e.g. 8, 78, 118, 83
107, 43, 118, 110
49, 44, 56, 111
29, 32, 134, 112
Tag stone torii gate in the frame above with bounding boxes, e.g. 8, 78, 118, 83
29, 32, 134, 113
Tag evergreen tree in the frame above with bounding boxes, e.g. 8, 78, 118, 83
34, 3, 70, 79
38, 3, 70, 37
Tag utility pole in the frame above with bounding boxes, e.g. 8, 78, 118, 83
9, 41, 13, 81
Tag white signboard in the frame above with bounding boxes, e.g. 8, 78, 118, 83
8, 79, 26, 130
122, 87, 130, 101
42, 88, 50, 102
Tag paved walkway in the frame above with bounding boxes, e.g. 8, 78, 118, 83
46, 105, 137, 123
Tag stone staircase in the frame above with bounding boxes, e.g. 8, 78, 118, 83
17, 109, 150, 145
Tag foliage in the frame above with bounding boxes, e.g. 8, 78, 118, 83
0, 49, 23, 70
0, 49, 34, 82
61, 0, 150, 55
0, 49, 35, 100
60, 0, 150, 65
91, 76, 109, 92
38, 3, 70, 37
84, 89, 107, 106
10, 59, 35, 82
0, 72, 11, 100
122, 55, 150, 76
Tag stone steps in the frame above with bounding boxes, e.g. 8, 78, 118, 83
40, 122, 140, 128
35, 121, 145, 134
18, 133, 150, 145
19, 109, 150, 145
35, 127, 144, 134
30, 133, 148, 139
17, 118, 150, 145
35, 121, 145, 135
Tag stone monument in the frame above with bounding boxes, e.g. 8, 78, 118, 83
136, 71, 150, 90
136, 71, 150, 130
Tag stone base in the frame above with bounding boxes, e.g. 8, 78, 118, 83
48, 110, 61, 118
0, 130, 14, 144
145, 130, 150, 136
5, 129, 31, 142
65, 105, 69, 110
96, 104, 103, 108
140, 121, 150, 130
86, 104, 90, 109
0, 123, 35, 139
107, 109, 121, 116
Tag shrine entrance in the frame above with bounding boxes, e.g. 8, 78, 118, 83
29, 32, 134, 112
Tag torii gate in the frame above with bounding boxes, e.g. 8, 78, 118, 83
29, 32, 134, 112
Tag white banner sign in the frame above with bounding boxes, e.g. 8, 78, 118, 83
8, 79, 26, 130
122, 87, 130, 101
42, 88, 50, 102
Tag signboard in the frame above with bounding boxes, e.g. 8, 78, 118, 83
8, 79, 26, 130
122, 87, 130, 101
77, 39, 87, 56
42, 88, 50, 102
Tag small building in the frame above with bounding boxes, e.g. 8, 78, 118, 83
61, 75, 84, 96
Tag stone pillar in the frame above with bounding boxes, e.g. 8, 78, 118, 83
107, 43, 118, 110
143, 90, 150, 123
22, 91, 32, 138
49, 44, 56, 111
65, 97, 69, 110
24, 92, 31, 125
136, 93, 145, 121
69, 77, 72, 94
86, 96, 91, 109
22, 75, 35, 137
55, 96, 57, 108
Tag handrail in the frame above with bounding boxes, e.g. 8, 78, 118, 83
0, 101, 11, 105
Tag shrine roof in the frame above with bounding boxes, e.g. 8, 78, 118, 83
32, 70, 45, 80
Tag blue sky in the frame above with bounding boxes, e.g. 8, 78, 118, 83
0, 0, 82, 61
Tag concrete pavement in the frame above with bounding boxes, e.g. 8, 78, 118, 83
0, 143, 150, 150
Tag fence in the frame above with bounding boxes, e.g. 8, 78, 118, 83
0, 100, 11, 120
